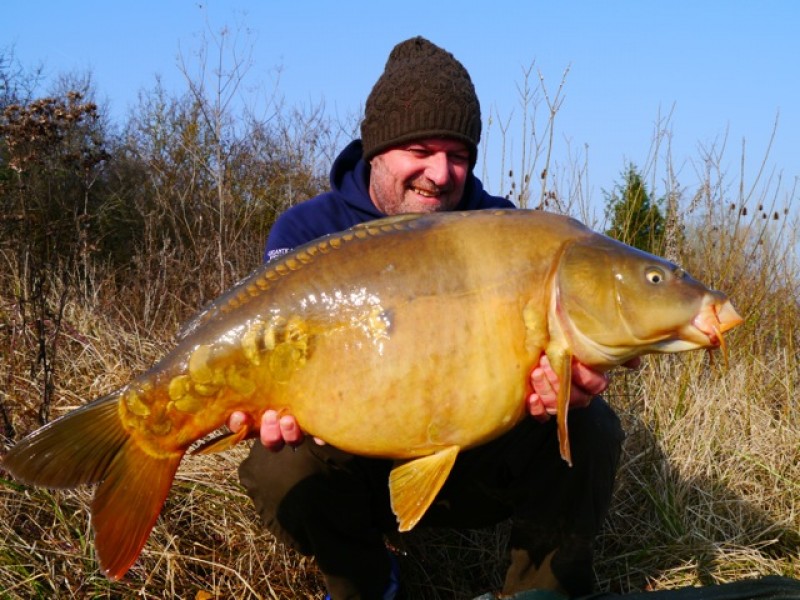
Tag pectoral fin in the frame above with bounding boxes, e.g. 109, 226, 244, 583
389, 446, 459, 532
547, 349, 574, 467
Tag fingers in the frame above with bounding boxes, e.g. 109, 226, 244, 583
232, 409, 322, 452
527, 393, 550, 423
227, 411, 259, 440
259, 410, 284, 451
528, 356, 610, 419
528, 360, 558, 420
259, 410, 304, 451
531, 362, 558, 399
569, 359, 609, 396
227, 411, 250, 433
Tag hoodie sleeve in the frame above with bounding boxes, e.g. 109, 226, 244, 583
263, 193, 370, 262
263, 206, 320, 262
263, 141, 382, 262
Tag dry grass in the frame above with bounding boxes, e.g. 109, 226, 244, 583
597, 350, 800, 591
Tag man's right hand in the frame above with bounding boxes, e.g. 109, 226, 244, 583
227, 410, 306, 451
227, 410, 324, 451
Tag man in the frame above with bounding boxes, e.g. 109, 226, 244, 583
229, 36, 624, 600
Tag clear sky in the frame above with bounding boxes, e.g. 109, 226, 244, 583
3, 0, 798, 218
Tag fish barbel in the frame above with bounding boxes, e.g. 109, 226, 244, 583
1, 209, 742, 580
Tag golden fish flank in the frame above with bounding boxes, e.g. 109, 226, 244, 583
269, 320, 309, 383
124, 390, 150, 417
240, 318, 277, 365
188, 317, 310, 402
1, 209, 743, 582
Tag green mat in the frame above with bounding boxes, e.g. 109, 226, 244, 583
473, 576, 800, 600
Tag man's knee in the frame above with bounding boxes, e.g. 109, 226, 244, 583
567, 395, 625, 463
240, 442, 309, 505
239, 441, 348, 547
239, 442, 393, 552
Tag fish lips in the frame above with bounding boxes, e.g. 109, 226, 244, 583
688, 297, 743, 346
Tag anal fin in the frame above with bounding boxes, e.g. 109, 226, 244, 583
191, 425, 250, 455
389, 445, 459, 532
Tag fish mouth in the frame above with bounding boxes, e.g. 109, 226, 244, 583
690, 299, 743, 363
693, 300, 743, 344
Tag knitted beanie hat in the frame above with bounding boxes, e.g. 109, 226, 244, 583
361, 36, 481, 166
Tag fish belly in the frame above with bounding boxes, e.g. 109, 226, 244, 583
273, 291, 533, 458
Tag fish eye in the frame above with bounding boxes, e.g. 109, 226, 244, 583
646, 267, 666, 284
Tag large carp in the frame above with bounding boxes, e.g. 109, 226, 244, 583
2, 209, 741, 580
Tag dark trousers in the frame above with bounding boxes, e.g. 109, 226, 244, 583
239, 397, 624, 599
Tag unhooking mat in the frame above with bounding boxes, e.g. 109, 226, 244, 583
474, 576, 800, 600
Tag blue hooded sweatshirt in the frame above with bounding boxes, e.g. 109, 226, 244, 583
264, 140, 514, 261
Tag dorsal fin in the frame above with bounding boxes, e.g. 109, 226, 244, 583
178, 214, 433, 338
352, 213, 424, 231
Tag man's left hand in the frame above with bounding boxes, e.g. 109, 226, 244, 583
527, 355, 640, 421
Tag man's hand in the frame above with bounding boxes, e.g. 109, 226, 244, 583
527, 355, 641, 422
227, 409, 322, 451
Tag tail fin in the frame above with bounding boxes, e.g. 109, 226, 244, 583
2, 394, 125, 487
91, 435, 182, 580
2, 393, 183, 580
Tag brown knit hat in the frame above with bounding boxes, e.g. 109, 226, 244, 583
361, 36, 481, 167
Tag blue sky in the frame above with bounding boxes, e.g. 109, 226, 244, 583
3, 1, 798, 218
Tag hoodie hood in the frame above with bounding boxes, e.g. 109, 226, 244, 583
263, 139, 514, 262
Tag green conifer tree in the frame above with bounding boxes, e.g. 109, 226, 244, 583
604, 163, 666, 254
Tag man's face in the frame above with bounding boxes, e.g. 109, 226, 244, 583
368, 138, 471, 215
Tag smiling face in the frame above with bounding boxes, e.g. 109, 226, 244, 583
368, 138, 471, 215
